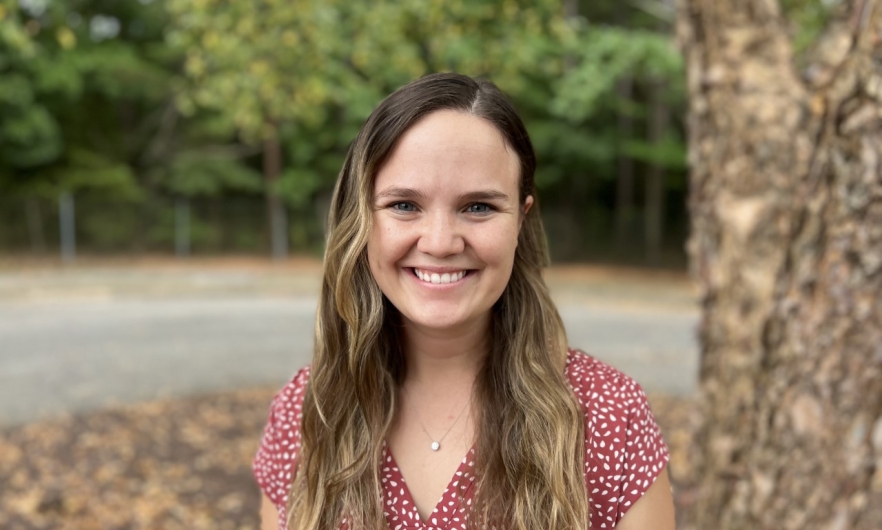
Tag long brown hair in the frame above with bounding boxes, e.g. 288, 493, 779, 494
288, 73, 588, 530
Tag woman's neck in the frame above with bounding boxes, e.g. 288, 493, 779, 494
400, 315, 489, 391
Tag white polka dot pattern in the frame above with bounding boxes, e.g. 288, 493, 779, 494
253, 349, 670, 529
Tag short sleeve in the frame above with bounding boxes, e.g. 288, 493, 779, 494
565, 350, 670, 529
252, 367, 311, 528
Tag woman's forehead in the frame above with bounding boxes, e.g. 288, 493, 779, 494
373, 110, 520, 194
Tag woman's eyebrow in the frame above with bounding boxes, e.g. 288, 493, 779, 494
458, 190, 510, 203
374, 187, 511, 203
374, 187, 427, 201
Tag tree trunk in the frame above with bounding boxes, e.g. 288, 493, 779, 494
645, 79, 669, 266
613, 78, 636, 257
614, 1, 636, 257
677, 0, 882, 528
264, 127, 288, 260
58, 191, 76, 263
175, 196, 191, 257
25, 195, 46, 254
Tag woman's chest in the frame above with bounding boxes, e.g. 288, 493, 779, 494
386, 417, 474, 514
376, 445, 476, 530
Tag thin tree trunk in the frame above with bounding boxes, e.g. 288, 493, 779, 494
645, 79, 669, 266
677, 0, 882, 528
264, 126, 287, 260
25, 195, 46, 254
614, 78, 636, 256
614, 1, 636, 256
175, 196, 191, 257
59, 191, 76, 263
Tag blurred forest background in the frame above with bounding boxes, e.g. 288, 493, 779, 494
0, 0, 702, 266
0, 0, 836, 267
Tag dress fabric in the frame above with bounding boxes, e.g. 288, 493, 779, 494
253, 349, 670, 530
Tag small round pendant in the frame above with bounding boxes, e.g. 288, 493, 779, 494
431, 441, 440, 451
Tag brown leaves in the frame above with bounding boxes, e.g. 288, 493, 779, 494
0, 388, 276, 530
0, 389, 701, 529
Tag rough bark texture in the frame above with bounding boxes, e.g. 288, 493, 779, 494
677, 0, 882, 528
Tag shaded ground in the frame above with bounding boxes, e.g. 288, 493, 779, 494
0, 389, 698, 529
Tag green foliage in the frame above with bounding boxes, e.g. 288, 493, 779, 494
166, 0, 568, 140
278, 168, 324, 209
623, 136, 687, 170
551, 26, 683, 122
0, 0, 701, 260
164, 151, 263, 197
0, 0, 175, 198
0, 6, 62, 171
54, 147, 140, 196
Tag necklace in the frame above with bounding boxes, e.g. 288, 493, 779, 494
401, 386, 470, 452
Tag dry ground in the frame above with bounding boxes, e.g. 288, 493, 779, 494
0, 390, 698, 530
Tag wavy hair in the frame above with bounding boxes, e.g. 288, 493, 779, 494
288, 73, 589, 530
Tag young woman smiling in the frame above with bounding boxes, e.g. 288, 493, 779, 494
254, 73, 675, 530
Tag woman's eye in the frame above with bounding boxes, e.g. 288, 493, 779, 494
391, 202, 416, 212
466, 203, 494, 214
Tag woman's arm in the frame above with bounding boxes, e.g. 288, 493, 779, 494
260, 494, 280, 530
615, 465, 676, 530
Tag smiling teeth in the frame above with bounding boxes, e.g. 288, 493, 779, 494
414, 269, 467, 284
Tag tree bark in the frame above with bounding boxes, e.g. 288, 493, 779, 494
677, 0, 882, 528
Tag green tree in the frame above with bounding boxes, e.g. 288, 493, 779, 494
166, 0, 584, 258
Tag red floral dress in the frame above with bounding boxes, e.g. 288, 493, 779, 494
253, 349, 670, 530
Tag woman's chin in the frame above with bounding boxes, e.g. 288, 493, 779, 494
400, 310, 487, 335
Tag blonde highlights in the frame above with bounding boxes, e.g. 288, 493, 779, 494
288, 73, 589, 529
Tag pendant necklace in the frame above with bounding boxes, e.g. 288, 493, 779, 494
402, 386, 471, 452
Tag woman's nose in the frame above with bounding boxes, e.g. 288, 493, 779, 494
416, 212, 465, 257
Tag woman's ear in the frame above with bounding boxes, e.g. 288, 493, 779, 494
519, 195, 534, 228
523, 195, 534, 215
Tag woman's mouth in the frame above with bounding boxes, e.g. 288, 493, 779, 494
410, 268, 471, 285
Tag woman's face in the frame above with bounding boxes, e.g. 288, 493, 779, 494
367, 110, 532, 335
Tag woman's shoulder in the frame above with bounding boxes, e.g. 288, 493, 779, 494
564, 348, 670, 529
271, 365, 312, 412
252, 366, 311, 508
564, 347, 666, 456
564, 348, 645, 406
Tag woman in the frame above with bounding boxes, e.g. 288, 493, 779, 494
254, 73, 675, 530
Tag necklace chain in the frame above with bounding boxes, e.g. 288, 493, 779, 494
401, 386, 470, 452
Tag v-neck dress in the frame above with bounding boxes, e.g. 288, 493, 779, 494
253, 349, 670, 530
